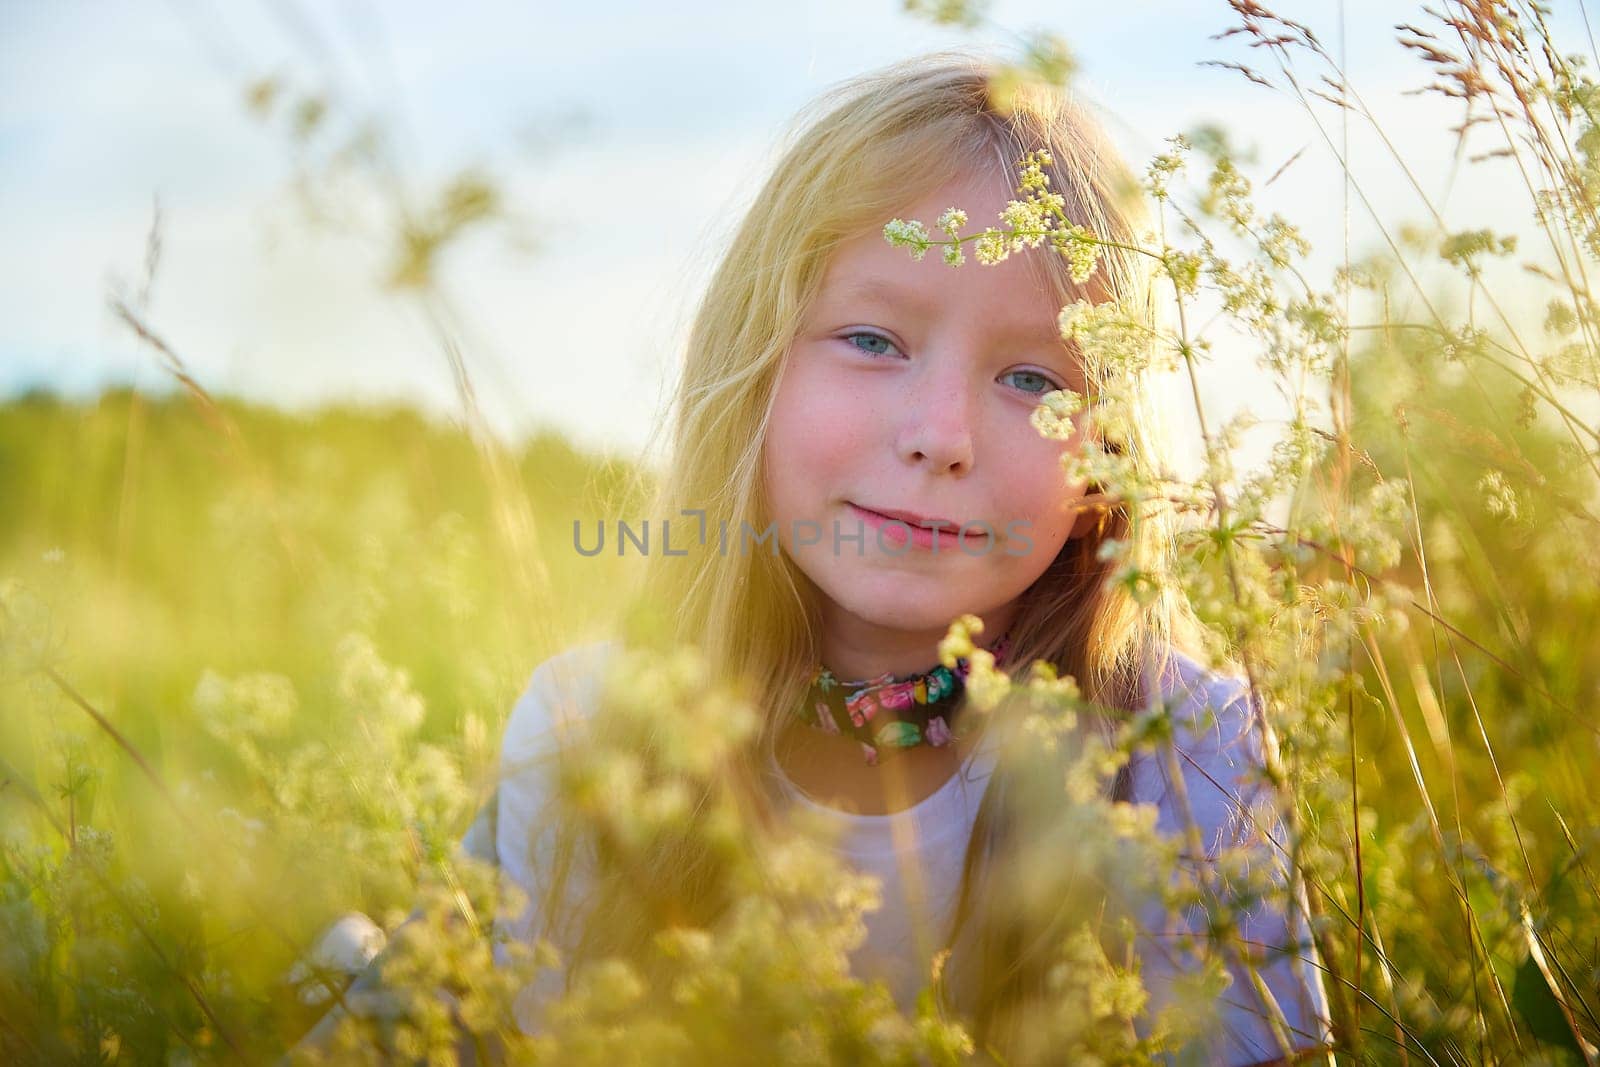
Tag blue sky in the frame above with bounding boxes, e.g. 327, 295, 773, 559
0, 1, 1570, 467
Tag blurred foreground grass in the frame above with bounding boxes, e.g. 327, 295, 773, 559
0, 388, 646, 1056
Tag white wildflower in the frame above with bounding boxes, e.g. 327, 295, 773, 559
883, 217, 931, 260
1053, 223, 1101, 283
974, 228, 1011, 265
1477, 469, 1520, 522
1057, 299, 1094, 340
1002, 199, 1047, 246
1018, 150, 1054, 192
1030, 388, 1088, 440
937, 613, 984, 668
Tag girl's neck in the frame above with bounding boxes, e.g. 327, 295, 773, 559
818, 602, 1019, 681
775, 717, 979, 816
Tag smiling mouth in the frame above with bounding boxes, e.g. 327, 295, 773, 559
847, 502, 994, 541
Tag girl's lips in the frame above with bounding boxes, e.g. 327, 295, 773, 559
846, 503, 995, 551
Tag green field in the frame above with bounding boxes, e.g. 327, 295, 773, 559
2, 323, 1596, 1062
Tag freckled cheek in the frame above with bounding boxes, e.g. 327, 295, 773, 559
782, 364, 872, 457
767, 364, 865, 508
1003, 436, 1082, 532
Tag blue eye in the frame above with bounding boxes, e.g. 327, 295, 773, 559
1001, 369, 1060, 394
840, 333, 1061, 396
844, 331, 902, 358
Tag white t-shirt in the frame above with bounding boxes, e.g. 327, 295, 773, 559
483, 640, 1334, 1065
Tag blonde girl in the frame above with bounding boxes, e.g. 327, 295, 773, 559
489, 48, 1333, 1066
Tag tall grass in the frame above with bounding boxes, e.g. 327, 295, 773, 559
3, 1, 1599, 1062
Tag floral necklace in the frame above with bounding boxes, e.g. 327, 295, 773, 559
799, 630, 1014, 765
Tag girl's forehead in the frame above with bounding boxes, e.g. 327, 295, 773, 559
823, 158, 1021, 255
805, 158, 1085, 336
813, 240, 1069, 356
822, 212, 1059, 307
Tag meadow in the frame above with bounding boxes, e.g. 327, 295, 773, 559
4, 1, 1600, 1063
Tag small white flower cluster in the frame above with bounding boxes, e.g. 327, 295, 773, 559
193, 668, 299, 741
937, 612, 984, 666
882, 217, 932, 260
1029, 387, 1089, 441
936, 207, 968, 233
1023, 151, 1099, 280
1144, 134, 1190, 201
336, 631, 426, 735
1018, 148, 1054, 192
882, 149, 1103, 281
937, 207, 968, 265
1477, 469, 1520, 522
978, 151, 1099, 279
1059, 433, 1142, 505
1002, 198, 1047, 241
1056, 298, 1134, 346
973, 228, 1012, 265
936, 613, 1012, 711
1052, 223, 1100, 284
1162, 249, 1203, 296
1054, 296, 1172, 382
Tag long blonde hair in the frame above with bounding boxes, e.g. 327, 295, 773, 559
563, 47, 1203, 1053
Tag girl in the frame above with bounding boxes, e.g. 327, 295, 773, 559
319, 48, 1337, 1065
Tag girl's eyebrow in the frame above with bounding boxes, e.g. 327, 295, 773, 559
837, 276, 1066, 350
837, 276, 935, 314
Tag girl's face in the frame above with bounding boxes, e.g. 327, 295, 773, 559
762, 167, 1096, 664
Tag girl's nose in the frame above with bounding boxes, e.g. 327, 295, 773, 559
897, 357, 977, 474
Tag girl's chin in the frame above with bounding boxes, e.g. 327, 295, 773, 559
823, 590, 990, 632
